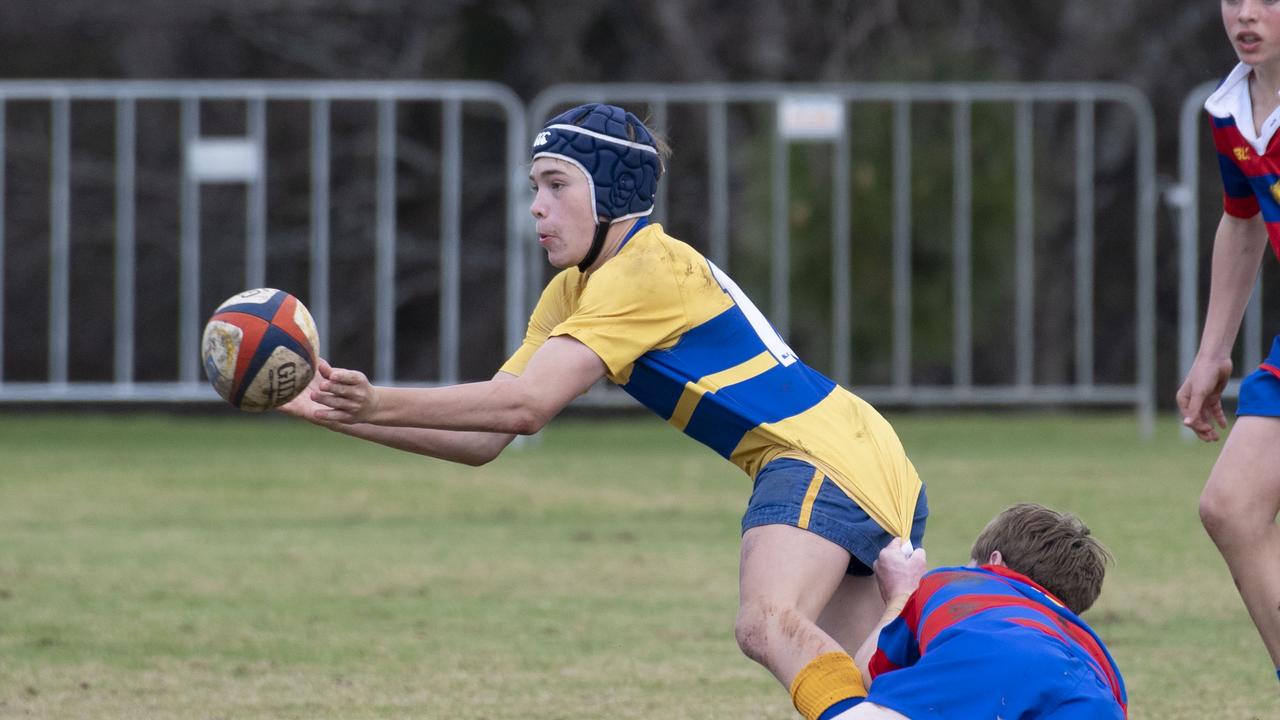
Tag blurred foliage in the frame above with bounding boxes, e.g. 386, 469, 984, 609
0, 0, 1242, 400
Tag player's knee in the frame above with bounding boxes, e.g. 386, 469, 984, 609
736, 598, 799, 663
735, 599, 813, 664
1199, 484, 1253, 542
734, 600, 770, 662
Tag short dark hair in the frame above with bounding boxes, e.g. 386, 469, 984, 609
969, 503, 1111, 615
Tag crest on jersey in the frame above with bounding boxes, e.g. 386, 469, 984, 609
1235, 147, 1251, 162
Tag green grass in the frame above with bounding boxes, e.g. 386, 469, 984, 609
0, 411, 1272, 718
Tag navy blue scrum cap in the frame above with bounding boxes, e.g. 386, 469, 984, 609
531, 103, 663, 223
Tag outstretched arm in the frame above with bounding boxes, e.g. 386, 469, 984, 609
278, 360, 520, 466
283, 335, 607, 463
853, 539, 926, 682
1177, 212, 1268, 442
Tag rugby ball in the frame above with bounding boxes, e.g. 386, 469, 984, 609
201, 288, 320, 411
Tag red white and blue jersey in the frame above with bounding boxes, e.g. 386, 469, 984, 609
867, 565, 1127, 719
1206, 62, 1280, 260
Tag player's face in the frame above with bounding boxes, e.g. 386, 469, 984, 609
1224, 0, 1280, 68
529, 158, 598, 269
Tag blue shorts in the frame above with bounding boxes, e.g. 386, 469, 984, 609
1239, 336, 1280, 417
741, 457, 928, 575
866, 626, 1124, 719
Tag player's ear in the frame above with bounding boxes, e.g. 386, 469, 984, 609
987, 550, 1005, 567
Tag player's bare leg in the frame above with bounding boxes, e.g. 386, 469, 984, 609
1199, 415, 1280, 669
816, 572, 886, 656
736, 524, 864, 686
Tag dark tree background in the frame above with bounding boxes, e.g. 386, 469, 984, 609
0, 1, 1247, 402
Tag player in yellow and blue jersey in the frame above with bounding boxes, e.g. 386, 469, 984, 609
281, 103, 927, 718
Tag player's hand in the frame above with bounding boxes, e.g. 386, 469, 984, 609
312, 362, 381, 424
278, 358, 338, 426
1176, 356, 1232, 442
873, 538, 926, 603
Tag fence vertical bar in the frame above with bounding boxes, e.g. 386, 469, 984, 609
246, 97, 267, 289
1246, 279, 1263, 367
771, 111, 790, 338
115, 97, 136, 384
374, 97, 396, 384
1175, 82, 1217, 438
505, 106, 528, 360
1075, 99, 1095, 387
1133, 94, 1158, 438
1015, 100, 1035, 391
892, 98, 912, 390
0, 99, 6, 384
708, 99, 729, 270
49, 96, 71, 385
179, 97, 200, 383
832, 110, 852, 385
952, 98, 973, 390
651, 100, 668, 227
440, 98, 462, 385
310, 98, 331, 358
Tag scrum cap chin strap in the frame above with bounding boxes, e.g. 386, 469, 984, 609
578, 221, 612, 272
529, 103, 663, 272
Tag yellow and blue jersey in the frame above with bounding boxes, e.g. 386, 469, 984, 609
501, 222, 921, 537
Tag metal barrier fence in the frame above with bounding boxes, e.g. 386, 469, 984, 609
0, 80, 526, 402
531, 83, 1156, 435
1172, 80, 1265, 405
0, 80, 1157, 436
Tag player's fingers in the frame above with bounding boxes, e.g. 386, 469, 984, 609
1187, 418, 1213, 441
331, 369, 367, 386
1212, 402, 1228, 429
1192, 421, 1217, 442
318, 359, 333, 378
1179, 392, 1203, 428
315, 407, 353, 423
311, 390, 346, 409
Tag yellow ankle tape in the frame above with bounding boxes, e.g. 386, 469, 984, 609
789, 651, 867, 720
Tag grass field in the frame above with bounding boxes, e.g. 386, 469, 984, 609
0, 411, 1273, 719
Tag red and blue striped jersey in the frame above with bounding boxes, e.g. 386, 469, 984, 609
1206, 63, 1280, 259
869, 565, 1127, 715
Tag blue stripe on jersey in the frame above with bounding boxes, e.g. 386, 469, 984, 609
619, 304, 771, 419
620, 302, 835, 457
1212, 114, 1237, 128
875, 615, 920, 670
663, 305, 773, 378
818, 698, 864, 718
1247, 174, 1280, 222
1218, 152, 1255, 197
220, 292, 288, 322
231, 323, 313, 406
620, 357, 686, 419
683, 363, 836, 457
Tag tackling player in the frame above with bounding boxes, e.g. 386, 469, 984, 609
824, 504, 1125, 719
280, 103, 927, 714
1178, 0, 1280, 685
